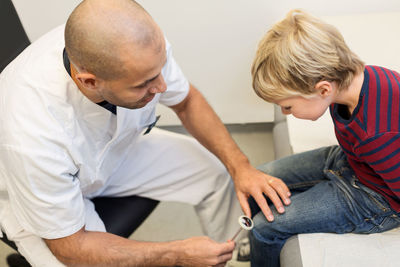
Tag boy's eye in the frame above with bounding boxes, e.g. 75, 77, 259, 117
283, 106, 291, 111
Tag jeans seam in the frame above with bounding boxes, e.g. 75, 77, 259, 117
351, 178, 390, 212
328, 168, 391, 215
288, 180, 323, 190
366, 194, 390, 212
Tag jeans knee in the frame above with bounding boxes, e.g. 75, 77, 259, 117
250, 225, 287, 250
250, 219, 276, 244
251, 212, 294, 245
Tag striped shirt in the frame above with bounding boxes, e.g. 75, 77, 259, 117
331, 65, 400, 211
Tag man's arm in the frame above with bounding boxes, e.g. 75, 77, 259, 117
44, 227, 234, 267
170, 85, 291, 221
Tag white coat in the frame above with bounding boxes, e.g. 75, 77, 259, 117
0, 24, 189, 239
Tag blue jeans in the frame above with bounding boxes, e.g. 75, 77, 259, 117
250, 145, 400, 267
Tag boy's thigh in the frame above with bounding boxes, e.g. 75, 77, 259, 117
252, 180, 353, 242
257, 146, 340, 188
251, 176, 400, 242
249, 146, 342, 217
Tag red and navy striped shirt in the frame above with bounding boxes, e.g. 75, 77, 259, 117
331, 65, 400, 212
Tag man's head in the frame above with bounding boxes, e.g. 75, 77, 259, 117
251, 9, 364, 103
65, 0, 167, 109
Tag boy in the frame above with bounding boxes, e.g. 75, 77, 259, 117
249, 9, 400, 267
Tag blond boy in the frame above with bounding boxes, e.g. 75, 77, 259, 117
250, 9, 400, 267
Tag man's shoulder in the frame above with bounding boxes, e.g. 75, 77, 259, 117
0, 23, 77, 146
1, 23, 70, 102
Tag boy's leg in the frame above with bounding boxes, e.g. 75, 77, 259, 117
250, 146, 400, 267
249, 145, 335, 217
248, 146, 333, 266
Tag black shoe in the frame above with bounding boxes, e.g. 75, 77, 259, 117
6, 253, 31, 267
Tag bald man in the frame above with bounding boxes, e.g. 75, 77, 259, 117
0, 0, 291, 266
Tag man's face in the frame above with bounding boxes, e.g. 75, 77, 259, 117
98, 41, 167, 109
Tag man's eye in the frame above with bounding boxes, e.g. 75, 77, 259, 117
283, 106, 291, 110
136, 83, 148, 89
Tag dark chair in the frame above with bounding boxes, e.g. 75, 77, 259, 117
0, 0, 159, 265
92, 195, 159, 239
0, 0, 30, 73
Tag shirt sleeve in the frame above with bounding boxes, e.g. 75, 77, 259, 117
158, 38, 190, 106
0, 135, 85, 239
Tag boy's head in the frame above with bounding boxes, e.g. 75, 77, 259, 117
251, 9, 364, 103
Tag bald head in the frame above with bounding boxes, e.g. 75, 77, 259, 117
65, 0, 163, 80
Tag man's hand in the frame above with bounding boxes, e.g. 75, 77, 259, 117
233, 165, 291, 221
45, 228, 234, 267
171, 84, 291, 222
175, 237, 235, 267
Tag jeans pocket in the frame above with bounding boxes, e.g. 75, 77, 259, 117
360, 215, 400, 234
348, 177, 400, 234
351, 178, 391, 213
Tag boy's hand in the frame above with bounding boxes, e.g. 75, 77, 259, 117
233, 166, 291, 221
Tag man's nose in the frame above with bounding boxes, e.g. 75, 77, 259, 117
149, 75, 167, 94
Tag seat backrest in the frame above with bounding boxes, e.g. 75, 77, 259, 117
0, 0, 30, 73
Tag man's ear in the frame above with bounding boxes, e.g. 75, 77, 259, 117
314, 80, 333, 98
75, 72, 100, 91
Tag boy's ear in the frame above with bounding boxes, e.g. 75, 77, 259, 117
314, 80, 333, 98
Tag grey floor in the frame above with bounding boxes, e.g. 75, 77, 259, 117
0, 123, 275, 267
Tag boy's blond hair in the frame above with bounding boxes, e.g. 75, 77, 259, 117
251, 9, 364, 102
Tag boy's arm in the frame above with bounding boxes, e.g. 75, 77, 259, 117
170, 84, 291, 220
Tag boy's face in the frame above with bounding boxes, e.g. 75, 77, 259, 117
275, 94, 332, 121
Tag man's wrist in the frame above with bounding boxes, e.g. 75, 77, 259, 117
226, 153, 251, 179
167, 240, 186, 266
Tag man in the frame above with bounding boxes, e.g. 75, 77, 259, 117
0, 0, 291, 266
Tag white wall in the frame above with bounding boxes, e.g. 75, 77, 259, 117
12, 0, 400, 125
323, 13, 400, 72
12, 0, 81, 40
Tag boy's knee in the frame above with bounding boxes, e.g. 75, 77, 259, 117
251, 215, 281, 244
250, 224, 286, 246
251, 209, 298, 244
